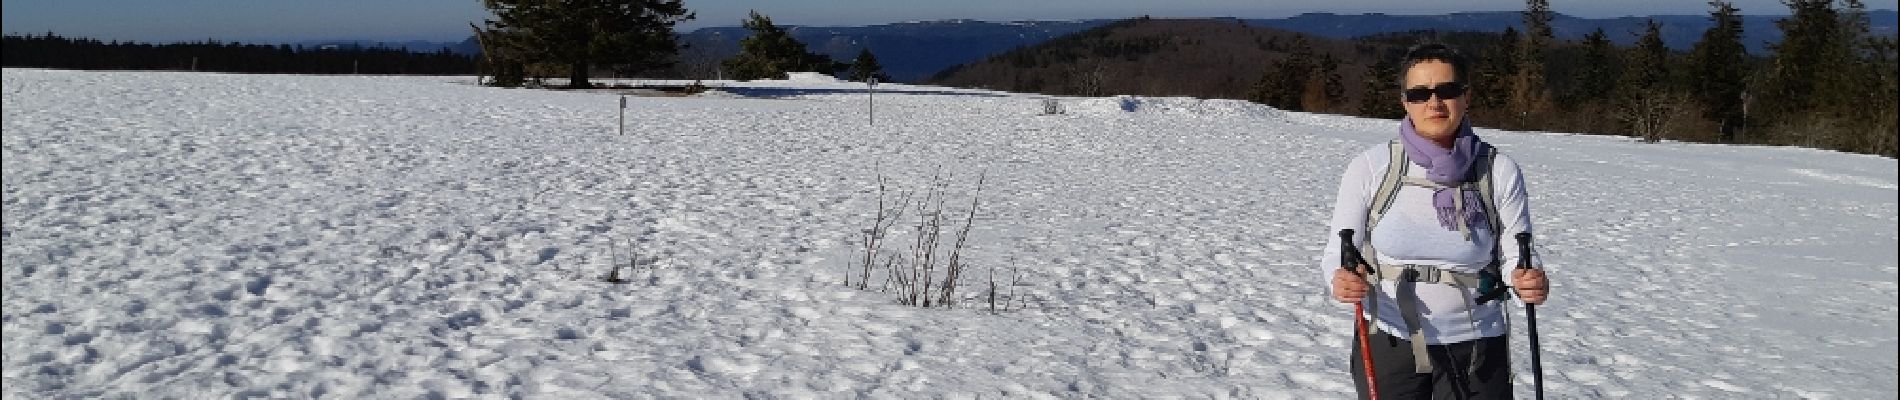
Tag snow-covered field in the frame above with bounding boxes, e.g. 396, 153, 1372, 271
3, 68, 1895, 398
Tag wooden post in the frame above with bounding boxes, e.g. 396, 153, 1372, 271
866, 77, 879, 125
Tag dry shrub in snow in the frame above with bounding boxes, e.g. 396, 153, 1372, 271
603, 238, 647, 284
849, 168, 1021, 311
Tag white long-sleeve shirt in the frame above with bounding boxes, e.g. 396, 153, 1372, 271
1317, 142, 1540, 345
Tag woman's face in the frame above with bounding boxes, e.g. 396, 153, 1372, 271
1401, 60, 1468, 142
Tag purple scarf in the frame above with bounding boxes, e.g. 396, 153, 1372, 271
1398, 117, 1491, 232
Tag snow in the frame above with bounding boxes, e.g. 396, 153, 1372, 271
784, 72, 844, 83
3, 68, 1895, 398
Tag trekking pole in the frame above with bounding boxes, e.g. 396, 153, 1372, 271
1339, 229, 1379, 400
1516, 232, 1544, 400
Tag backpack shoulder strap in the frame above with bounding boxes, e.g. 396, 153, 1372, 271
1474, 146, 1513, 303
1366, 140, 1408, 234
1367, 141, 1502, 242
1476, 146, 1501, 238
1356, 140, 1408, 336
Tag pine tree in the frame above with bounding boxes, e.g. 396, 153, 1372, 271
1358, 56, 1405, 119
1866, 34, 1899, 156
722, 11, 840, 81
1762, 0, 1845, 118
1755, 0, 1895, 153
479, 0, 695, 88
1302, 53, 1346, 112
1476, 27, 1521, 113
1618, 20, 1676, 143
1570, 28, 1620, 104
848, 48, 889, 82
1509, 0, 1556, 121
470, 22, 526, 86
1832, 0, 1896, 155
1689, 1, 1749, 142
1324, 55, 1348, 111
1249, 35, 1315, 111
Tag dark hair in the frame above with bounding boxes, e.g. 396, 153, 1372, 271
1397, 43, 1471, 89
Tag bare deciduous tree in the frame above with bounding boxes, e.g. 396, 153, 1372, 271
1619, 91, 1690, 143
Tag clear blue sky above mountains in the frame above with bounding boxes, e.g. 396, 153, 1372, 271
4, 0, 1896, 43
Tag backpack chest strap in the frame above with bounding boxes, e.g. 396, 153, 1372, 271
1397, 176, 1478, 191
1378, 263, 1489, 374
1375, 264, 1483, 289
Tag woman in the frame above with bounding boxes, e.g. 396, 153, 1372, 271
1319, 43, 1550, 399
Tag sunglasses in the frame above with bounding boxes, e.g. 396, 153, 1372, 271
1402, 82, 1468, 103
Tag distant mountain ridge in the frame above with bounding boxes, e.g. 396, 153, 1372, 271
1247, 10, 1898, 54
675, 19, 1115, 82
301, 10, 1894, 82
667, 11, 1894, 82
924, 18, 1382, 102
293, 39, 479, 55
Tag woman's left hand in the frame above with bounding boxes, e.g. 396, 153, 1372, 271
1512, 268, 1549, 305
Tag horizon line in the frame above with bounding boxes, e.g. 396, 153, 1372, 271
6, 9, 1894, 45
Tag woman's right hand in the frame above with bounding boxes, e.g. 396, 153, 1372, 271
1333, 267, 1370, 303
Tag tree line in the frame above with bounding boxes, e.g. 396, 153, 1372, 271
933, 1, 1893, 157
4, 2, 890, 89
9, 1, 1888, 156
1350, 0, 1896, 157
1, 33, 476, 75
471, 2, 887, 88
929, 17, 1373, 101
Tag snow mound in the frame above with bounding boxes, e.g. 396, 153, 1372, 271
691, 89, 749, 99
783, 72, 844, 83
1067, 95, 1287, 120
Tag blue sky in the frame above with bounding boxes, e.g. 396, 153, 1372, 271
3, 0, 1896, 43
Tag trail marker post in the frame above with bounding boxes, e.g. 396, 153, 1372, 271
866, 77, 879, 125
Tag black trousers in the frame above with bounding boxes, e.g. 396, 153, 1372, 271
1350, 330, 1513, 400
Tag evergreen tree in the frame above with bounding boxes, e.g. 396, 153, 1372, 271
722, 11, 840, 81
1865, 34, 1899, 156
1509, 0, 1555, 120
1618, 20, 1675, 143
479, 0, 694, 88
1762, 0, 1846, 118
1358, 56, 1405, 119
1689, 1, 1749, 142
470, 22, 527, 86
1569, 28, 1620, 104
848, 48, 890, 82
1302, 53, 1346, 112
1325, 56, 1349, 110
1249, 35, 1314, 111
1475, 27, 1521, 112
1755, 0, 1897, 154
1833, 0, 1897, 156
